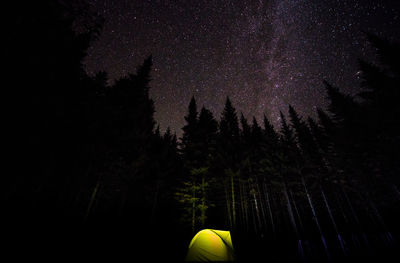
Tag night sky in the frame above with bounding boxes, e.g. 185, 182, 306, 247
84, 0, 399, 135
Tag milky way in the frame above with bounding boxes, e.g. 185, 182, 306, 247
85, 0, 399, 135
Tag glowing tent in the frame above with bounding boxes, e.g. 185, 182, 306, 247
185, 229, 235, 262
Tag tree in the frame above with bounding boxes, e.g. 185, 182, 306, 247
197, 106, 218, 164
218, 97, 241, 228
288, 105, 320, 165
251, 117, 263, 145
364, 32, 400, 75
357, 36, 400, 137
317, 108, 336, 139
181, 96, 200, 168
240, 113, 251, 144
279, 111, 296, 149
107, 55, 155, 168
308, 116, 330, 166
8, 0, 101, 221
324, 81, 359, 131
219, 97, 240, 144
177, 99, 217, 231
263, 114, 279, 144
194, 106, 218, 228
356, 35, 400, 192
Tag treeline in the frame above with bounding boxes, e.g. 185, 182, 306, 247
6, 1, 400, 261
175, 33, 400, 260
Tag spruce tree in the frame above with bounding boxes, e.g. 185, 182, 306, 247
251, 117, 263, 144
324, 81, 359, 130
177, 97, 213, 232
219, 97, 240, 142
288, 105, 319, 164
308, 116, 329, 157
197, 106, 218, 165
181, 96, 200, 168
356, 36, 400, 192
218, 97, 241, 228
317, 108, 336, 138
279, 111, 295, 147
263, 114, 278, 144
240, 113, 251, 144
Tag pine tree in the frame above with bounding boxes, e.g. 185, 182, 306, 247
324, 81, 359, 130
196, 106, 218, 227
132, 55, 156, 136
278, 110, 302, 188
288, 105, 319, 165
181, 96, 199, 167
89, 56, 159, 223
198, 106, 218, 164
279, 111, 295, 148
308, 116, 329, 157
358, 36, 400, 136
218, 97, 241, 228
109, 56, 155, 145
365, 32, 400, 75
355, 35, 400, 191
240, 113, 251, 143
251, 117, 263, 144
147, 126, 182, 226
219, 97, 240, 143
317, 108, 336, 138
177, 98, 215, 231
263, 114, 278, 144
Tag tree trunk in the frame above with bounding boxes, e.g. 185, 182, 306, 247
231, 173, 236, 228
263, 181, 275, 235
200, 176, 206, 228
225, 182, 233, 229
192, 180, 196, 234
150, 180, 161, 225
85, 180, 100, 221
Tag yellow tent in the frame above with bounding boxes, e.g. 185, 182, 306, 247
185, 229, 235, 262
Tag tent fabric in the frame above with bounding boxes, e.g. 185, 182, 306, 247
185, 229, 235, 262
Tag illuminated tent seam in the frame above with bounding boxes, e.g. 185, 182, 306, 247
185, 229, 235, 262
209, 230, 235, 256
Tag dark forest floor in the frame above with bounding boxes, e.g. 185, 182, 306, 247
4, 217, 399, 263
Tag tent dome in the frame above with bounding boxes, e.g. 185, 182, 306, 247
185, 229, 235, 262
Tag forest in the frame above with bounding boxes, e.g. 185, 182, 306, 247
5, 1, 400, 262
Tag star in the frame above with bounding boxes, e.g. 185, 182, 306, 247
84, 0, 399, 135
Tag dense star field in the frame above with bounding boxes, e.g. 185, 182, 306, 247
85, 0, 399, 134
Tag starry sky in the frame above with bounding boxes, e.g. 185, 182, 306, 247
84, 0, 399, 135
